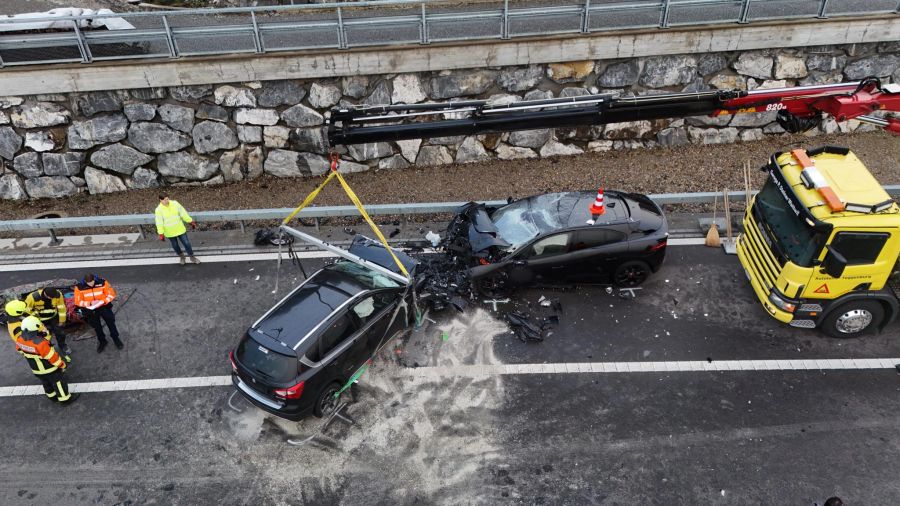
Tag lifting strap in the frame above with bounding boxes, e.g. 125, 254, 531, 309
281, 153, 411, 279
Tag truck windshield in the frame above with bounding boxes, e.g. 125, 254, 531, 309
754, 179, 825, 267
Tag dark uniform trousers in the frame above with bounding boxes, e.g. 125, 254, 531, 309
37, 369, 71, 402
85, 304, 120, 345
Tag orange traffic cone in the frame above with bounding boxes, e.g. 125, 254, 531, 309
587, 187, 605, 224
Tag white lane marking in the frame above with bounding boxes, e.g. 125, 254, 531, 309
0, 239, 709, 272
0, 375, 232, 397
401, 358, 900, 378
0, 358, 897, 397
0, 233, 140, 251
668, 237, 707, 246
0, 251, 335, 272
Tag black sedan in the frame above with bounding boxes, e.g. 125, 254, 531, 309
445, 191, 668, 297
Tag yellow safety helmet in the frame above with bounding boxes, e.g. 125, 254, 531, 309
5, 299, 27, 317
20, 316, 43, 333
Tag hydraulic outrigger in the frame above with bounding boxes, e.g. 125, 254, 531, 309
327, 78, 899, 146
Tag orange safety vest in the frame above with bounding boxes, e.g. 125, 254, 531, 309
73, 279, 117, 309
16, 330, 65, 375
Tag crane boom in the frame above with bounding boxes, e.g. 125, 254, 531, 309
327, 78, 900, 146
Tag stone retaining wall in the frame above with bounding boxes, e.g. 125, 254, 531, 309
0, 43, 898, 200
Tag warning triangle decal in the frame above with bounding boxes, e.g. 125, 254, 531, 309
814, 283, 830, 294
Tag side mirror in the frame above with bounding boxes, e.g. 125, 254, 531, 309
821, 245, 847, 278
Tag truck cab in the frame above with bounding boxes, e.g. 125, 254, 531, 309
737, 146, 900, 337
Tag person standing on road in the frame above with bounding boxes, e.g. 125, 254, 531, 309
73, 274, 123, 353
155, 194, 200, 265
24, 288, 73, 361
15, 316, 76, 405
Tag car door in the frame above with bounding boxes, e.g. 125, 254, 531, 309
514, 232, 576, 284
314, 312, 360, 380
349, 289, 403, 358
567, 227, 629, 282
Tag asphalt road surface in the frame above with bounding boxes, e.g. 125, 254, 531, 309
1, 244, 899, 505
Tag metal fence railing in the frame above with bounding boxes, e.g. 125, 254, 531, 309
4, 187, 900, 238
0, 0, 897, 68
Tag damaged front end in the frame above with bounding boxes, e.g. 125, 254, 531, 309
444, 202, 510, 267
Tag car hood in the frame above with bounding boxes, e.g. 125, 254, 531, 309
348, 234, 418, 275
450, 202, 511, 254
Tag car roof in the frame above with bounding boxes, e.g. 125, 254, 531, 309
249, 267, 373, 350
504, 191, 630, 232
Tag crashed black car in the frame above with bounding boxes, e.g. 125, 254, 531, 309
230, 236, 416, 421
445, 191, 668, 296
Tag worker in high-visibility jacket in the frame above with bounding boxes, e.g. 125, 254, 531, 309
155, 194, 200, 265
25, 288, 72, 361
15, 316, 77, 404
5, 299, 28, 343
73, 274, 123, 353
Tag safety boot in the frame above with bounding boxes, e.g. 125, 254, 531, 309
179, 253, 186, 266
97, 340, 107, 353
190, 255, 201, 264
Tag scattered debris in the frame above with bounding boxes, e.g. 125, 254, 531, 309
504, 311, 555, 343
389, 228, 401, 238
425, 231, 441, 247
254, 228, 293, 246
483, 298, 510, 311
343, 227, 356, 235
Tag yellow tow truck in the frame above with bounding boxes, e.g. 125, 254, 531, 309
737, 146, 900, 337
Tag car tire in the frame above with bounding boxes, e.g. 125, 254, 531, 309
313, 381, 343, 418
613, 260, 651, 287
475, 271, 512, 298
821, 300, 884, 338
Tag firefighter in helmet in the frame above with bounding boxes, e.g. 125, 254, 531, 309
15, 316, 76, 404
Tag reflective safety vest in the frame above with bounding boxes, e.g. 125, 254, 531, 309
16, 329, 65, 375
25, 288, 67, 325
155, 200, 193, 238
7, 316, 23, 343
73, 278, 117, 309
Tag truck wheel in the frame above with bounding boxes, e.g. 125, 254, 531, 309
613, 261, 651, 287
313, 381, 342, 418
821, 301, 884, 338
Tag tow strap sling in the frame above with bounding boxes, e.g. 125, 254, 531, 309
280, 153, 411, 279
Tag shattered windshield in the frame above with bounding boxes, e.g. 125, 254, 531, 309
326, 261, 401, 289
491, 194, 575, 249
754, 179, 827, 267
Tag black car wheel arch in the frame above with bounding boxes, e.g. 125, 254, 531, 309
475, 271, 512, 298
313, 381, 343, 418
613, 260, 651, 287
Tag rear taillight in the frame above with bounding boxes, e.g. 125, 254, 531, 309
648, 239, 667, 252
229, 350, 237, 373
274, 381, 305, 400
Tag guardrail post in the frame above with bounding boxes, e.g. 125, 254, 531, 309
336, 7, 348, 49
816, 0, 830, 18
161, 15, 180, 58
250, 12, 265, 53
501, 0, 510, 39
239, 220, 245, 234
48, 228, 61, 247
659, 0, 671, 28
137, 225, 146, 240
420, 3, 429, 44
896, 0, 900, 13
71, 21, 93, 63
737, 0, 752, 23
581, 0, 591, 33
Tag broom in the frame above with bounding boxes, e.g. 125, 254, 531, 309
706, 193, 721, 247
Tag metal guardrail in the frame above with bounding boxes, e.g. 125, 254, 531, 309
3, 186, 900, 235
0, 0, 897, 67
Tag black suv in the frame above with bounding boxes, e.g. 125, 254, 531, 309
447, 191, 669, 296
230, 238, 416, 421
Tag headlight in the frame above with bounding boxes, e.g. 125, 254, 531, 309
768, 291, 797, 313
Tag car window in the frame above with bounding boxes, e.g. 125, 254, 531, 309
313, 314, 356, 361
571, 228, 625, 251
831, 232, 889, 265
526, 233, 572, 258
352, 291, 398, 326
236, 335, 297, 382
